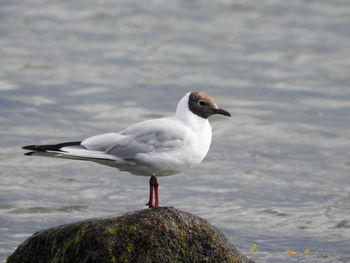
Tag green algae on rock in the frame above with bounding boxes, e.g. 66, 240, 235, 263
7, 207, 254, 263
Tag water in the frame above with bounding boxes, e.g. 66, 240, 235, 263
1, 0, 350, 262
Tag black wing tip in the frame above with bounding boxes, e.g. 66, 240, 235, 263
24, 151, 35, 156
22, 145, 36, 150
22, 141, 82, 152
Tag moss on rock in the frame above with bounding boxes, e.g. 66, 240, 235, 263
7, 207, 254, 263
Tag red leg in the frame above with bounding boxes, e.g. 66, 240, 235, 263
154, 177, 159, 208
147, 178, 154, 208
147, 176, 159, 208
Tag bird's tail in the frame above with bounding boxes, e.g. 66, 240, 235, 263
22, 141, 118, 165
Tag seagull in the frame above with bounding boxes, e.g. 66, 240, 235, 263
22, 91, 231, 208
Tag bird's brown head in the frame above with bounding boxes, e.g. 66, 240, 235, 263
188, 91, 231, 119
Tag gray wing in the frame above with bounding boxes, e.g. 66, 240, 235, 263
82, 118, 189, 160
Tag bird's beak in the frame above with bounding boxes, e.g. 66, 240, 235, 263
213, 108, 231, 117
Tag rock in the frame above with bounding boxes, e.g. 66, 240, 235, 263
7, 207, 254, 263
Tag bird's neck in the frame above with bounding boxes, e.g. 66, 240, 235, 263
175, 93, 210, 133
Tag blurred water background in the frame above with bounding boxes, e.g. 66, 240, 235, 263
1, 0, 350, 262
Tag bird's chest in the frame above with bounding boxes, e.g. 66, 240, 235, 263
185, 121, 212, 166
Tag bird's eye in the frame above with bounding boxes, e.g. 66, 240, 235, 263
198, 100, 206, 106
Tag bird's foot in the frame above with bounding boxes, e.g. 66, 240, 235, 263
146, 203, 160, 208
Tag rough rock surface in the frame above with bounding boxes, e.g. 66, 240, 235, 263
7, 207, 254, 263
